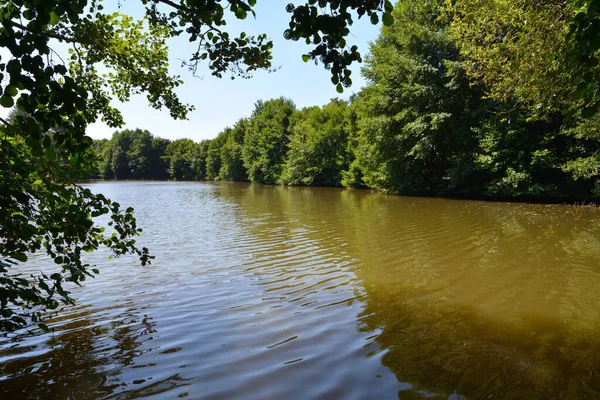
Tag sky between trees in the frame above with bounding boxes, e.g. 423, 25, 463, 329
45, 1, 379, 141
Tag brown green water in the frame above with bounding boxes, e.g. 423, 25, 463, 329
2, 182, 600, 399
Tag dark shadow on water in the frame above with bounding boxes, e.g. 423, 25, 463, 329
358, 285, 600, 399
219, 183, 600, 399
0, 303, 191, 399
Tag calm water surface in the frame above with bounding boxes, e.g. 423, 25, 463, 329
2, 182, 600, 399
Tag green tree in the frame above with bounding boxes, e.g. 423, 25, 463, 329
91, 139, 110, 179
282, 100, 352, 186
219, 119, 249, 181
444, 0, 600, 198
469, 112, 568, 199
243, 98, 296, 183
150, 136, 172, 180
0, 0, 391, 332
347, 0, 481, 195
127, 129, 156, 179
446, 0, 600, 117
206, 131, 228, 180
348, 0, 600, 201
110, 130, 133, 180
164, 139, 193, 180
164, 138, 209, 180
1, 117, 153, 332
192, 140, 211, 181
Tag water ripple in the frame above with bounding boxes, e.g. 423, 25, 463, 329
2, 182, 600, 399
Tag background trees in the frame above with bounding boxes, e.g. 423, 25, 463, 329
219, 119, 249, 181
164, 139, 209, 181
91, 0, 599, 204
206, 129, 228, 181
338, 0, 600, 201
346, 0, 481, 195
242, 98, 296, 184
93, 129, 169, 180
447, 0, 600, 118
282, 100, 352, 186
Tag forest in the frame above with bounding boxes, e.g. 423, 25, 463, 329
93, 0, 600, 202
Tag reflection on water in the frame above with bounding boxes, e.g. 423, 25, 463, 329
0, 302, 178, 399
2, 182, 600, 399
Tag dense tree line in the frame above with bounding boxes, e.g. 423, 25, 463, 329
346, 0, 600, 200
94, 0, 600, 202
92, 96, 353, 186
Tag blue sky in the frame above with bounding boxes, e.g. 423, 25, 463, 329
81, 0, 381, 141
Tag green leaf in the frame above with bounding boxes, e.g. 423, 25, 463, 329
235, 7, 247, 19
31, 145, 42, 157
5, 85, 17, 97
49, 11, 60, 25
302, 54, 310, 62
11, 252, 28, 262
45, 147, 58, 162
6, 60, 21, 74
382, 13, 393, 27
0, 95, 14, 108
336, 83, 343, 93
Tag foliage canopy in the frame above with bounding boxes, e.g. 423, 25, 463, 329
447, 0, 600, 117
114, 0, 600, 204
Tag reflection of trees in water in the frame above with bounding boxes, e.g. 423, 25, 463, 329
0, 302, 190, 399
338, 193, 600, 398
357, 286, 600, 398
216, 184, 600, 398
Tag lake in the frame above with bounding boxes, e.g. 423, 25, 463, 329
2, 181, 600, 399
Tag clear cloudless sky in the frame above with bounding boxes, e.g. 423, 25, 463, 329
80, 0, 381, 141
